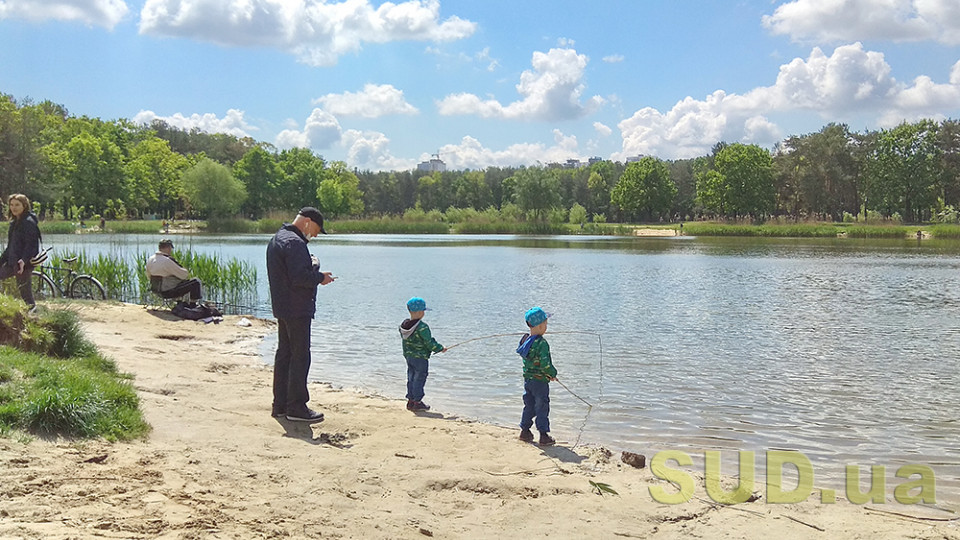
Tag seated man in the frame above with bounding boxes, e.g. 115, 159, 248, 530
145, 239, 203, 302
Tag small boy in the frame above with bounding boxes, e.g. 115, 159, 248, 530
516, 306, 557, 446
399, 296, 446, 411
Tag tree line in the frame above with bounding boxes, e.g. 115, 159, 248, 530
2, 93, 958, 224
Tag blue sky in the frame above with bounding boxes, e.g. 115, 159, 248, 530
2, 0, 959, 171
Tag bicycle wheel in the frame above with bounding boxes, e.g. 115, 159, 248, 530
32, 271, 57, 300
69, 275, 106, 300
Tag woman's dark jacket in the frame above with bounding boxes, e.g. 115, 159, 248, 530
0, 211, 41, 269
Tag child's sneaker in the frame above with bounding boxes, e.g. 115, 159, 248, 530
406, 400, 417, 411
538, 432, 555, 446
519, 429, 534, 442
414, 401, 430, 411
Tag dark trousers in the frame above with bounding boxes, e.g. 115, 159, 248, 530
405, 356, 429, 402
520, 378, 551, 433
164, 278, 203, 301
0, 263, 35, 306
273, 317, 312, 414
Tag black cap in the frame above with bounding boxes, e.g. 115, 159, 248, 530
298, 207, 328, 234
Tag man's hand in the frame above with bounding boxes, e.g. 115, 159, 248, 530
320, 272, 336, 285
16, 259, 24, 275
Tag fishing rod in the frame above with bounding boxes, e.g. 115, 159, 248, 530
444, 330, 605, 407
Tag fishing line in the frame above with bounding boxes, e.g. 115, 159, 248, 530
444, 330, 605, 448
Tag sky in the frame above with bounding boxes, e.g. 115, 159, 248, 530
1, 0, 960, 172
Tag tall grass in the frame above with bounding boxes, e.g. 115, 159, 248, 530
37, 249, 258, 312
453, 221, 567, 234
928, 224, 960, 238
0, 300, 148, 440
844, 225, 911, 238
331, 218, 450, 234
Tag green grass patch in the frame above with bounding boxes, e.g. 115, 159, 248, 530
331, 218, 450, 234
0, 300, 148, 441
843, 225, 911, 238
928, 224, 960, 239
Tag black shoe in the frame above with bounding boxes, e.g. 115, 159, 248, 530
519, 429, 534, 442
538, 433, 555, 446
406, 400, 417, 411
285, 408, 325, 423
410, 401, 430, 411
271, 409, 286, 418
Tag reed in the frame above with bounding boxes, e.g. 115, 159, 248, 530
927, 224, 960, 238
36, 221, 79, 235
844, 225, 911, 238
453, 221, 567, 234
104, 220, 171, 234
36, 248, 258, 312
331, 218, 450, 234
206, 218, 259, 234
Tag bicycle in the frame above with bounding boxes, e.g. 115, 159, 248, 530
31, 248, 107, 301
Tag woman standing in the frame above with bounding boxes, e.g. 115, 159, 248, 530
0, 194, 41, 308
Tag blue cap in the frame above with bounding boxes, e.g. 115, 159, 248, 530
524, 307, 551, 327
406, 297, 430, 312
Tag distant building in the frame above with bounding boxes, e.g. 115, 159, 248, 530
417, 154, 446, 172
588, 156, 604, 166
625, 155, 645, 163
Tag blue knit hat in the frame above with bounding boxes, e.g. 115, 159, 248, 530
524, 307, 551, 327
406, 297, 430, 312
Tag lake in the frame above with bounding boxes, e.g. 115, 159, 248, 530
42, 232, 960, 505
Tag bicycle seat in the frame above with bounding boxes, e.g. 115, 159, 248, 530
62, 256, 79, 264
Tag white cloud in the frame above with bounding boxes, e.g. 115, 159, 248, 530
593, 121, 612, 137
133, 108, 255, 137
602, 54, 624, 63
763, 0, 960, 45
341, 129, 416, 171
429, 129, 583, 170
275, 108, 342, 150
437, 47, 604, 121
615, 43, 960, 160
312, 84, 418, 118
139, 0, 476, 67
0, 0, 128, 28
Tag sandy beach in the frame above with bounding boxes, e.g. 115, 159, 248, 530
0, 302, 957, 539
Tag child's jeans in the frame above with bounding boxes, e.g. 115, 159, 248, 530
520, 378, 550, 433
405, 356, 429, 402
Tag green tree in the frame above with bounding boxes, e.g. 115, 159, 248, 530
125, 136, 188, 217
568, 202, 587, 225
317, 162, 364, 217
776, 123, 860, 221
513, 167, 561, 221
610, 157, 677, 221
276, 147, 325, 210
867, 120, 941, 222
705, 143, 775, 220
62, 131, 127, 216
183, 158, 247, 218
234, 146, 281, 218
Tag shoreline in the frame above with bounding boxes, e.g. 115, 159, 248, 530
0, 302, 957, 539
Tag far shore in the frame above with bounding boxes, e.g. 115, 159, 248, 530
0, 301, 957, 539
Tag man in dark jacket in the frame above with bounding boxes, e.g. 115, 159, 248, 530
266, 207, 336, 423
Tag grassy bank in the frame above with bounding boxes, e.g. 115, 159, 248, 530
13, 217, 957, 239
680, 222, 927, 238
0, 297, 149, 441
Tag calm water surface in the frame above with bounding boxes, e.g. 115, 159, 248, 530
47, 233, 960, 504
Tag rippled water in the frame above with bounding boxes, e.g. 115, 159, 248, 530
50, 233, 960, 504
